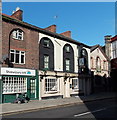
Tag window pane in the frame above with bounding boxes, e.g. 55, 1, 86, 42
44, 40, 49, 47
21, 55, 24, 63
45, 78, 57, 92
15, 51, 19, 63
11, 53, 14, 62
12, 30, 23, 40
72, 79, 79, 91
66, 59, 70, 71
2, 77, 27, 94
66, 46, 70, 52
44, 55, 49, 69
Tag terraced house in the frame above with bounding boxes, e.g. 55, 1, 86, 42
0, 8, 91, 103
104, 35, 117, 92
90, 45, 110, 93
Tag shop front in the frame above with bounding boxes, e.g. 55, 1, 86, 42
0, 67, 39, 103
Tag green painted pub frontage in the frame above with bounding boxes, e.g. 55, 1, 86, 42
0, 67, 39, 103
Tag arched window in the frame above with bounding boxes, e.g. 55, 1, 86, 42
81, 49, 88, 67
39, 37, 54, 71
96, 57, 101, 72
80, 48, 89, 73
103, 61, 107, 70
91, 57, 93, 68
63, 44, 74, 72
12, 29, 23, 40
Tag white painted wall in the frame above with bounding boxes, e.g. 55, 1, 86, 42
39, 33, 79, 73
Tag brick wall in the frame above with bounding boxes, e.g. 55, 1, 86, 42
2, 20, 39, 69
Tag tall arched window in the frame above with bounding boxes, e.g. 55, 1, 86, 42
96, 57, 101, 72
39, 37, 54, 71
63, 44, 74, 72
80, 48, 89, 73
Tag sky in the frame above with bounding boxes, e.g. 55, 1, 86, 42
2, 2, 115, 46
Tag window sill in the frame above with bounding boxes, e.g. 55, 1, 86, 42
45, 91, 59, 94
43, 45, 50, 49
3, 91, 27, 94
12, 63, 25, 65
13, 38, 23, 41
72, 89, 79, 92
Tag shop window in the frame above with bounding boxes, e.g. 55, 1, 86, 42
2, 77, 27, 94
65, 59, 70, 71
12, 29, 23, 40
10, 50, 25, 64
44, 55, 49, 69
45, 78, 58, 93
72, 78, 79, 91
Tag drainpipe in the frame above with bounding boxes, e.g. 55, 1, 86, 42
37, 70, 41, 100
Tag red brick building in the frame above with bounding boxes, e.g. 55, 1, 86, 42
2, 8, 39, 69
1, 8, 91, 103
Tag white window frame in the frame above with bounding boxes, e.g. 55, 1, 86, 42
45, 78, 59, 93
2, 77, 27, 94
44, 55, 49, 69
72, 78, 79, 92
10, 49, 25, 64
65, 46, 70, 52
66, 59, 70, 71
12, 29, 23, 40
44, 39, 49, 47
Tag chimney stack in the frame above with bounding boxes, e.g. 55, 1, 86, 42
60, 31, 71, 38
104, 35, 112, 60
104, 35, 112, 43
44, 25, 56, 33
11, 7, 23, 21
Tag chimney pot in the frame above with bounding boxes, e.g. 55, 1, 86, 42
16, 7, 20, 11
11, 7, 23, 21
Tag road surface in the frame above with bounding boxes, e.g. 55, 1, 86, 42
2, 98, 117, 119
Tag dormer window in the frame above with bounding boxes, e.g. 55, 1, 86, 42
44, 39, 49, 47
12, 29, 23, 40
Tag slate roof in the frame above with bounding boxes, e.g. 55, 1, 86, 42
2, 13, 90, 48
90, 44, 109, 61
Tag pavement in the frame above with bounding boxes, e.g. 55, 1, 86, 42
0, 92, 117, 116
